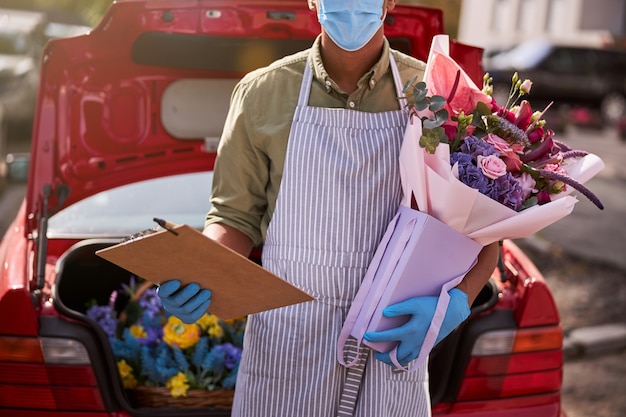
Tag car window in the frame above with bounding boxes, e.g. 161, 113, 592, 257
132, 33, 314, 72
48, 172, 214, 237
596, 49, 626, 72
542, 47, 596, 74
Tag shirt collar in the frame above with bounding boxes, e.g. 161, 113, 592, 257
309, 36, 392, 93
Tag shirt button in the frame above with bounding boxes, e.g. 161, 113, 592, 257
325, 80, 332, 86
349, 101, 355, 108
370, 79, 376, 87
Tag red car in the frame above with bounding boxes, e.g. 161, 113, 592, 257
0, 1, 564, 416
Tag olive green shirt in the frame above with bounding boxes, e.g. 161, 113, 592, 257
206, 36, 426, 246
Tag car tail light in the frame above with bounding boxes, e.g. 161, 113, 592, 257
0, 335, 106, 412
456, 326, 563, 403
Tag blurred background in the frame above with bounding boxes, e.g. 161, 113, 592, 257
0, 1, 624, 416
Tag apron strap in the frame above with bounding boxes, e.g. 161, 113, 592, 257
298, 53, 407, 109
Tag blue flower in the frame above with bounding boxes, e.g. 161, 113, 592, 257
192, 337, 209, 368
221, 362, 239, 389
154, 344, 179, 384
172, 345, 190, 371
140, 346, 161, 383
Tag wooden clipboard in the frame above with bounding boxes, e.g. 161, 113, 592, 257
95, 224, 313, 319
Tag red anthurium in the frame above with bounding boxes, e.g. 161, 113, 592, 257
514, 100, 533, 129
426, 52, 492, 117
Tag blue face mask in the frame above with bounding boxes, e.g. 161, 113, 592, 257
317, 0, 385, 52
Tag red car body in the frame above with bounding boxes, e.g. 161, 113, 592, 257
0, 1, 565, 416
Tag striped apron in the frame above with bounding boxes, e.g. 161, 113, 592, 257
231, 54, 431, 417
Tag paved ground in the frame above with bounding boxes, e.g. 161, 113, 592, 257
514, 124, 626, 417
517, 241, 626, 417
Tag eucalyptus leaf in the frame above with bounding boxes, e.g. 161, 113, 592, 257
415, 99, 429, 111
423, 118, 440, 129
430, 109, 449, 126
414, 89, 428, 102
429, 95, 446, 111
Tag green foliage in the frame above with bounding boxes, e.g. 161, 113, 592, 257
402, 77, 450, 154
419, 126, 447, 154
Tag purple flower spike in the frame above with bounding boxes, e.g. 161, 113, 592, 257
538, 168, 604, 210
561, 150, 589, 160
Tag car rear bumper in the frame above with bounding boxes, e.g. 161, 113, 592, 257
433, 392, 563, 417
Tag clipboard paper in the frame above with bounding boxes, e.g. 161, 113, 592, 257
96, 225, 314, 320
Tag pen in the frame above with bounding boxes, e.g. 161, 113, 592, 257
153, 217, 179, 236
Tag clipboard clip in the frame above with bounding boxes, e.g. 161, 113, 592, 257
153, 218, 179, 236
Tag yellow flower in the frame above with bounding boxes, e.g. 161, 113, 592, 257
163, 316, 200, 349
197, 313, 219, 329
166, 372, 189, 397
129, 324, 147, 339
224, 317, 245, 326
117, 360, 138, 389
208, 324, 224, 339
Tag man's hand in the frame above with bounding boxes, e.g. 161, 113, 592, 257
363, 288, 470, 367
156, 280, 212, 323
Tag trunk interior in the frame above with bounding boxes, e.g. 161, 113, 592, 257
52, 239, 500, 411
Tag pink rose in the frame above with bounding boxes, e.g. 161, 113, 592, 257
544, 163, 568, 193
484, 133, 523, 172
477, 154, 507, 179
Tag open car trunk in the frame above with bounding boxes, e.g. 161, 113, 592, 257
51, 239, 500, 413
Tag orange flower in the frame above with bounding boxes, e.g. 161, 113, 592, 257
162, 316, 200, 349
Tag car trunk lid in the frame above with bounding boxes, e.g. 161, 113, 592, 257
25, 0, 485, 238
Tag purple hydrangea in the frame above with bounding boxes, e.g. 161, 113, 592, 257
86, 305, 118, 338
138, 287, 161, 320
220, 343, 243, 370
492, 173, 525, 211
459, 135, 498, 159
454, 157, 492, 195
452, 136, 525, 211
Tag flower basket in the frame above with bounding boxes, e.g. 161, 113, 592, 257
86, 276, 245, 410
130, 386, 234, 409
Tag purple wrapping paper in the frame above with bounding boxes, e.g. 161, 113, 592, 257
338, 205, 482, 371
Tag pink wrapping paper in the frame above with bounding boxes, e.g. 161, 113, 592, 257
408, 35, 605, 246
338, 35, 605, 372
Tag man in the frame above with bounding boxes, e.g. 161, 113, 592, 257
158, 1, 499, 416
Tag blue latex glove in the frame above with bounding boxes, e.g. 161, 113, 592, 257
363, 288, 470, 367
156, 280, 212, 324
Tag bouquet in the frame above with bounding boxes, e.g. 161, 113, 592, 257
87, 276, 245, 407
337, 35, 604, 371
404, 35, 604, 235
